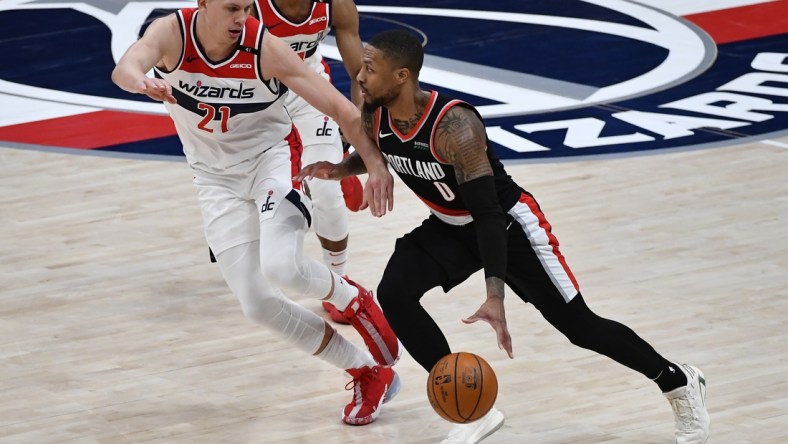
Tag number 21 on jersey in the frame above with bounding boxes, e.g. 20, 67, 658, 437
197, 103, 230, 133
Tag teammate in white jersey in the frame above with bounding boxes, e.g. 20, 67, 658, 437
254, 0, 365, 325
254, 0, 362, 323
111, 0, 400, 426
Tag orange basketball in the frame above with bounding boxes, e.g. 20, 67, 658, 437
427, 352, 498, 423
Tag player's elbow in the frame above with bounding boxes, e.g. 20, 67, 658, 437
110, 66, 122, 88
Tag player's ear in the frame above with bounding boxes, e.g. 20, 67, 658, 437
197, 0, 207, 10
395, 67, 409, 85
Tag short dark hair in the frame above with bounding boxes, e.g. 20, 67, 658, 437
367, 29, 423, 74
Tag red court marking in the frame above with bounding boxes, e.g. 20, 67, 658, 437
685, 1, 788, 44
0, 110, 176, 149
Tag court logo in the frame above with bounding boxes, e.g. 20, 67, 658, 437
0, 0, 786, 160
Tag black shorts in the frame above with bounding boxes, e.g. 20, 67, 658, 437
389, 192, 580, 309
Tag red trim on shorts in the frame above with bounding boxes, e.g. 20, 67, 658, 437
287, 124, 303, 190
518, 193, 579, 292
321, 58, 332, 82
418, 195, 471, 217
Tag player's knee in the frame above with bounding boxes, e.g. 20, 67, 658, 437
239, 291, 285, 327
543, 295, 599, 349
306, 177, 343, 210
259, 255, 300, 288
376, 274, 413, 318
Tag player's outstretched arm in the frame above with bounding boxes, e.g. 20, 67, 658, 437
261, 31, 393, 216
111, 15, 180, 103
295, 150, 368, 181
332, 0, 364, 106
434, 105, 514, 358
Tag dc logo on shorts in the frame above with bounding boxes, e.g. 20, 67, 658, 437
261, 190, 275, 213
316, 117, 333, 137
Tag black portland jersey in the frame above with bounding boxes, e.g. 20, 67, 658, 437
374, 91, 522, 225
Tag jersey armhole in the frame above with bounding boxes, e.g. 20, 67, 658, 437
156, 10, 186, 74
256, 25, 267, 82
429, 100, 469, 164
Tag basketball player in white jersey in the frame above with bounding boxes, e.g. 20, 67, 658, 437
111, 0, 400, 426
253, 0, 365, 325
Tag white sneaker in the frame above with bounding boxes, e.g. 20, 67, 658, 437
664, 364, 710, 444
441, 406, 505, 444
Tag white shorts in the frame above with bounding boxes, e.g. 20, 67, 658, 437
192, 135, 312, 256
287, 94, 342, 160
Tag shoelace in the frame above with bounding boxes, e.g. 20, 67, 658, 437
353, 292, 375, 322
345, 367, 382, 404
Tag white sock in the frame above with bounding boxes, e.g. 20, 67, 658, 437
325, 272, 358, 311
322, 248, 348, 276
317, 330, 375, 370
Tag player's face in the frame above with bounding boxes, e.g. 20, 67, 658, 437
200, 0, 254, 43
357, 45, 401, 109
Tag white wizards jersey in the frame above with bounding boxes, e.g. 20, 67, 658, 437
154, 8, 291, 173
255, 0, 332, 107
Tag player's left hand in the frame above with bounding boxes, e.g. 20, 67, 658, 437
294, 161, 343, 182
463, 296, 514, 359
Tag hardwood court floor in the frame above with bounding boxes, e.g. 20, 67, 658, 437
1, 137, 786, 443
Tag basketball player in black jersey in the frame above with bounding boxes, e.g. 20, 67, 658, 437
296, 29, 710, 444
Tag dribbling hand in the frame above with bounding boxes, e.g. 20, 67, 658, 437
463, 296, 514, 359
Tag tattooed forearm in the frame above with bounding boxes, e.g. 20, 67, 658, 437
486, 276, 506, 300
434, 106, 492, 183
342, 150, 369, 175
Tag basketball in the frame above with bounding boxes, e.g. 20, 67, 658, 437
427, 352, 498, 423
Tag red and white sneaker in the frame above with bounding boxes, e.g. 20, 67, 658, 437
342, 365, 401, 425
341, 278, 402, 367
322, 300, 351, 325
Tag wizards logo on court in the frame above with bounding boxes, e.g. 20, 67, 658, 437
0, 0, 786, 160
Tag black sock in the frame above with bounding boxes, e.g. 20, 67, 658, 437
654, 360, 688, 392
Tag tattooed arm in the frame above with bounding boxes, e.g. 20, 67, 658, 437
434, 105, 513, 358
314, 102, 383, 176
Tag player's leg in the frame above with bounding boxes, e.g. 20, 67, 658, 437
292, 105, 350, 276
214, 240, 399, 425
377, 217, 482, 372
504, 192, 709, 443
382, 218, 505, 444
195, 158, 398, 425
293, 106, 358, 324
254, 145, 400, 367
192, 167, 373, 369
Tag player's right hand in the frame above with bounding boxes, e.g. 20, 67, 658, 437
462, 296, 514, 359
138, 78, 176, 104
359, 166, 394, 217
